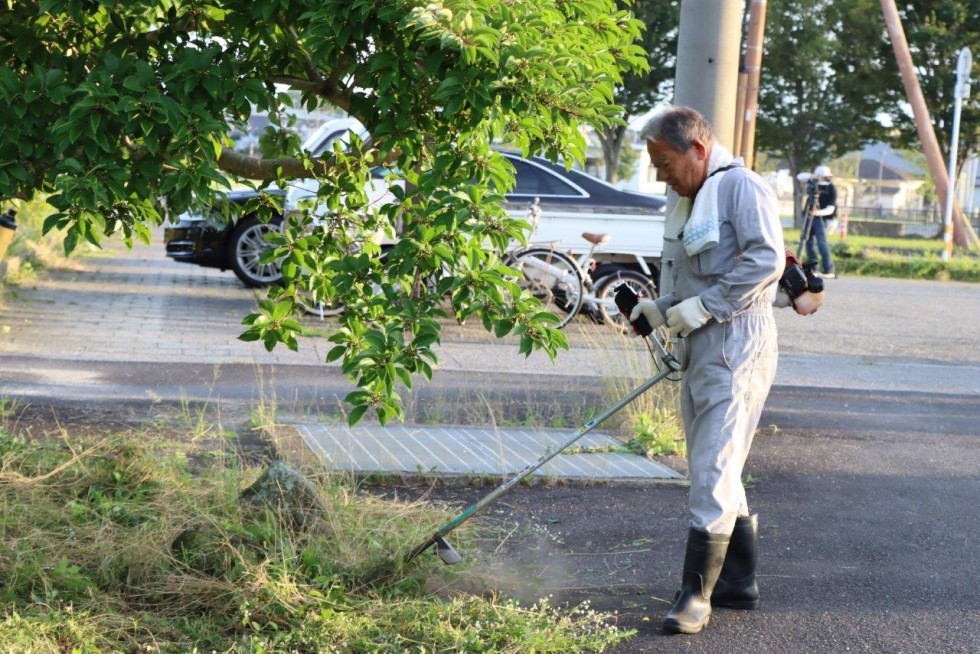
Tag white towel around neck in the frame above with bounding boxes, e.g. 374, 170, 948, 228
669, 144, 742, 256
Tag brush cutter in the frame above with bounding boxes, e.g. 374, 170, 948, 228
406, 285, 683, 565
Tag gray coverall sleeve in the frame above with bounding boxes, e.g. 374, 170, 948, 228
698, 175, 784, 322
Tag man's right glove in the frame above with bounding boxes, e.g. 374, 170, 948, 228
629, 299, 666, 331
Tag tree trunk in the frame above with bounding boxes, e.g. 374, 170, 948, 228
600, 123, 627, 183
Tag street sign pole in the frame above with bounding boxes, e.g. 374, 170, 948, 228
942, 47, 972, 262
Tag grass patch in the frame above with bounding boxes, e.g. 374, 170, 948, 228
783, 228, 980, 282
624, 408, 686, 458
830, 242, 980, 282
0, 409, 634, 653
782, 228, 945, 253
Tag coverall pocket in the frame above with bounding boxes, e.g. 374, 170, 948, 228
695, 248, 712, 276
722, 315, 778, 406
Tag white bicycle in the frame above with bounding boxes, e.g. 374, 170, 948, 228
506, 208, 658, 330
299, 201, 659, 331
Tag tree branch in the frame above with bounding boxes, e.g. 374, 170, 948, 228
143, 15, 197, 43
268, 75, 353, 114
216, 149, 320, 180
277, 17, 322, 86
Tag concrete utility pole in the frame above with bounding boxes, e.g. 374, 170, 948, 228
673, 0, 745, 150
658, 0, 745, 294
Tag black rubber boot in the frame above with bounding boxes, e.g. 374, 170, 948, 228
662, 528, 730, 635
711, 514, 760, 609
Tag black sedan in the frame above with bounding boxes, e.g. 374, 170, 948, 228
163, 152, 666, 288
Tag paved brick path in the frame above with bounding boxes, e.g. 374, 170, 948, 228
2, 230, 979, 482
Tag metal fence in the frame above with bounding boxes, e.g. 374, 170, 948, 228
843, 206, 980, 234
842, 205, 943, 225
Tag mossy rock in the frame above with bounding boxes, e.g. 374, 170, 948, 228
239, 460, 327, 530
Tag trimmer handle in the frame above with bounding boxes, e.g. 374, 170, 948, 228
614, 284, 653, 337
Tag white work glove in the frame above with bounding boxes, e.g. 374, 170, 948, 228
628, 299, 666, 334
666, 296, 712, 337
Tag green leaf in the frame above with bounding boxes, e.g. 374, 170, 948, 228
395, 366, 412, 389
347, 404, 369, 426
5, 0, 663, 424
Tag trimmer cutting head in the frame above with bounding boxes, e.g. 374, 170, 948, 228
434, 534, 463, 565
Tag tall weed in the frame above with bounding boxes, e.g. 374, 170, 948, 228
0, 428, 633, 652
579, 322, 685, 457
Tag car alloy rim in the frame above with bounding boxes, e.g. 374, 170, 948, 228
236, 222, 282, 284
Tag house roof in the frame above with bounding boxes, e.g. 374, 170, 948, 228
858, 158, 911, 182
858, 142, 924, 181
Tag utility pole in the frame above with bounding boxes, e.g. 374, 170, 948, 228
738, 0, 767, 169
673, 0, 744, 150
942, 47, 973, 261
659, 0, 744, 295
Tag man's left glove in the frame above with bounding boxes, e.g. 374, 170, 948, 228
666, 296, 712, 337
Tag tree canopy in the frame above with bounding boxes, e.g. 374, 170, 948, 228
599, 0, 679, 182
0, 0, 647, 423
879, 0, 980, 173
755, 0, 895, 183
756, 0, 979, 226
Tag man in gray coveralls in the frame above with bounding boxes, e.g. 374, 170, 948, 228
631, 106, 804, 635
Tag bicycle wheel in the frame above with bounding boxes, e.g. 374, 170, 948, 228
509, 247, 585, 329
594, 268, 658, 331
296, 292, 345, 320
295, 246, 396, 320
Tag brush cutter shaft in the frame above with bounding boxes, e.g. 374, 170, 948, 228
406, 362, 675, 563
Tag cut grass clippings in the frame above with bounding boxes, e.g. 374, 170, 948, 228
0, 424, 634, 653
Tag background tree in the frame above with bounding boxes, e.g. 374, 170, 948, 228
0, 0, 647, 423
598, 0, 680, 183
616, 141, 641, 183
876, 1, 980, 177
754, 0, 896, 224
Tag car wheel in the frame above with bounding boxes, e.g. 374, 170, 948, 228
228, 215, 283, 287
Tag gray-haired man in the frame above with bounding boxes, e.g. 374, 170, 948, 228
632, 106, 784, 634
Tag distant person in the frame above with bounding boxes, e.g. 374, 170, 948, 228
804, 165, 837, 278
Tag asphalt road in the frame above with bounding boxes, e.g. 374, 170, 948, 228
1, 235, 979, 652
